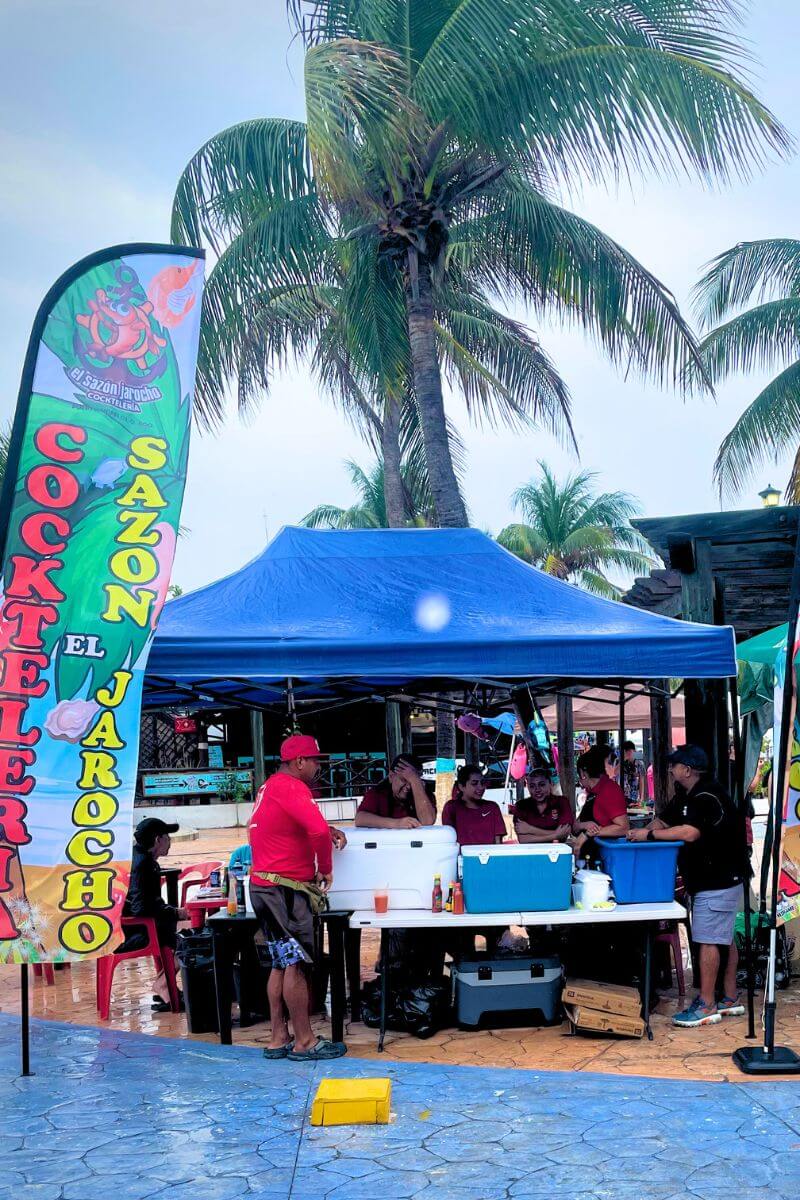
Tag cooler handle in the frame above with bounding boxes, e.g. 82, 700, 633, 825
477, 852, 490, 865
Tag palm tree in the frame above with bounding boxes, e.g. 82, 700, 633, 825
498, 462, 655, 597
301, 457, 435, 529
172, 121, 573, 528
694, 239, 800, 500
174, 5, 785, 529
280, 1, 785, 526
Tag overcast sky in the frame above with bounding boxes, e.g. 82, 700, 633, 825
1, 1, 798, 592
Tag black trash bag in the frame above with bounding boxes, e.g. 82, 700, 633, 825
360, 978, 452, 1040
398, 982, 452, 1039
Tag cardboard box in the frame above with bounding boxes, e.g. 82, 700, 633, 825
565, 1003, 644, 1039
310, 1078, 391, 1126
562, 979, 642, 1017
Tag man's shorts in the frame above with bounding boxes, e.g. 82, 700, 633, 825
691, 885, 741, 946
250, 884, 315, 970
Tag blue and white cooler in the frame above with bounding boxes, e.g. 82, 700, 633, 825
460, 843, 573, 913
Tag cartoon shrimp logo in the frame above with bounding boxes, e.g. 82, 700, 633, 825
147, 259, 200, 328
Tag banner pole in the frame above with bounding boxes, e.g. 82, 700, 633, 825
733, 526, 800, 1074
20, 965, 31, 1077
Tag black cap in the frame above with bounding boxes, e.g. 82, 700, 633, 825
134, 817, 179, 848
668, 745, 709, 772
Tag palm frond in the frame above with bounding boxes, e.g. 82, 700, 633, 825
172, 119, 314, 252
696, 299, 800, 385
713, 359, 800, 499
693, 238, 800, 326
434, 289, 576, 446
451, 177, 706, 390
304, 38, 417, 202
411, 2, 788, 186
496, 522, 548, 564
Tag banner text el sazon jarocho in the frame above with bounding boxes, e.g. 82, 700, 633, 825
0, 244, 204, 963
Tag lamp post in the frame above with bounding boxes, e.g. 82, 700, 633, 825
759, 484, 782, 507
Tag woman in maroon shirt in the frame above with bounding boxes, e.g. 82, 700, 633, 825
442, 765, 506, 845
513, 768, 573, 843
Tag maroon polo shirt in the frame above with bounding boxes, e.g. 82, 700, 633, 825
513, 795, 573, 831
441, 798, 506, 845
357, 778, 437, 821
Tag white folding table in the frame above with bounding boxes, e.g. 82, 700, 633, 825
343, 901, 687, 1048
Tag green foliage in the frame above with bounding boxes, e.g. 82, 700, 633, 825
497, 461, 655, 597
300, 455, 436, 528
694, 238, 800, 500
174, 1, 786, 523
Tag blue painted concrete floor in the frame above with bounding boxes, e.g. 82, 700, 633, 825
2, 1014, 800, 1200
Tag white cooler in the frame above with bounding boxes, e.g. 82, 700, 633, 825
327, 825, 458, 910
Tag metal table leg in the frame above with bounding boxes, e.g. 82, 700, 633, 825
211, 925, 234, 1045
326, 915, 347, 1044
346, 928, 362, 1022
379, 929, 388, 1053
643, 925, 654, 1041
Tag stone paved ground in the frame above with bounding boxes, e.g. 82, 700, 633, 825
2, 1014, 800, 1200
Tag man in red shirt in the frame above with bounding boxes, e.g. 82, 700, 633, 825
249, 734, 346, 1061
573, 745, 629, 863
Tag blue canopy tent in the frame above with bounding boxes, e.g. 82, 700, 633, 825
145, 526, 736, 708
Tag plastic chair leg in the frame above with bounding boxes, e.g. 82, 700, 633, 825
96, 956, 117, 1020
672, 930, 686, 996
43, 964, 55, 986
32, 963, 42, 978
161, 948, 181, 1012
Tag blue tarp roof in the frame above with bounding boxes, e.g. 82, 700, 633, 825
146, 527, 736, 706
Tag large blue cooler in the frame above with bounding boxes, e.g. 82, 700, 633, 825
596, 838, 683, 903
461, 844, 573, 913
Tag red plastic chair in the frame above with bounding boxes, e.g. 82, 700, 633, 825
178, 860, 224, 906
32, 963, 55, 985
95, 916, 180, 1020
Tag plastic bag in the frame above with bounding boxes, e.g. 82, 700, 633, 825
509, 742, 528, 780
361, 978, 452, 1039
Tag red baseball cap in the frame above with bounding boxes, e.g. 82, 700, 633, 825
280, 733, 322, 761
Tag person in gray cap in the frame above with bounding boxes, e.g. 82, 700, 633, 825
629, 745, 744, 1028
122, 818, 188, 1011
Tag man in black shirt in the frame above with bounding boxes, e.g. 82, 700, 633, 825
122, 817, 188, 1010
629, 745, 744, 1028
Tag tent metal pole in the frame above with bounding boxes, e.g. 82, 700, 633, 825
729, 677, 755, 1039
618, 686, 625, 799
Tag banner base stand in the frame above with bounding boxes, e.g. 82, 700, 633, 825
733, 1045, 800, 1075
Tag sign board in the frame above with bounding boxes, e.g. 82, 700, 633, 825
0, 244, 203, 963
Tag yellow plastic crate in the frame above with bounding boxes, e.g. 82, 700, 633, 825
309, 1077, 392, 1126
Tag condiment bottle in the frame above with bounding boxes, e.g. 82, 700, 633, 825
445, 881, 455, 912
452, 882, 465, 915
226, 872, 238, 917
432, 874, 443, 913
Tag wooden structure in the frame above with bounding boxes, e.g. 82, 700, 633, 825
624, 504, 800, 777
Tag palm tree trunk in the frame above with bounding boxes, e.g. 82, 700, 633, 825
404, 252, 468, 527
381, 398, 407, 528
